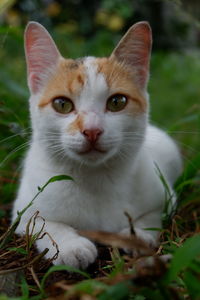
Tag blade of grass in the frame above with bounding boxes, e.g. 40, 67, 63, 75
40, 264, 91, 295
175, 153, 200, 191
0, 175, 73, 249
163, 234, 200, 284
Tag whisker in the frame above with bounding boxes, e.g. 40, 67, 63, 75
168, 130, 200, 135
0, 128, 31, 144
0, 142, 30, 167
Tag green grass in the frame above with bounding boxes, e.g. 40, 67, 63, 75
0, 26, 200, 299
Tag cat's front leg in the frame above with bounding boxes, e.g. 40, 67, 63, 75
19, 219, 97, 269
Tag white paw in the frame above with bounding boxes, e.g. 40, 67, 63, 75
120, 227, 157, 247
133, 228, 157, 247
53, 236, 97, 269
120, 227, 157, 257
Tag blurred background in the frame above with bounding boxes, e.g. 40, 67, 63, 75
0, 0, 200, 203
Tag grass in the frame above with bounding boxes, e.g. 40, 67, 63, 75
0, 26, 200, 299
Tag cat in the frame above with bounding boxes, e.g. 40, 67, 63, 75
12, 21, 182, 269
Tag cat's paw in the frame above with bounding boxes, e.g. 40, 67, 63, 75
133, 228, 157, 248
53, 236, 97, 269
120, 227, 157, 257
120, 227, 156, 246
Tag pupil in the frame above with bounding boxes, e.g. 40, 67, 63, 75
113, 98, 118, 106
61, 99, 65, 108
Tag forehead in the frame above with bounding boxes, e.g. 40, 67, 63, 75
39, 56, 146, 111
77, 57, 109, 108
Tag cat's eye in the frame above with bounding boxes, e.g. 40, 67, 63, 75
106, 94, 127, 112
52, 97, 74, 114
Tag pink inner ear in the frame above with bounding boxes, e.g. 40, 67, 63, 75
25, 22, 60, 94
132, 24, 151, 88
112, 22, 152, 90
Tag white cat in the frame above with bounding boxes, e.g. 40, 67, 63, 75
12, 21, 182, 269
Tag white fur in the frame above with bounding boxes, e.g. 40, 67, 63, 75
12, 25, 182, 269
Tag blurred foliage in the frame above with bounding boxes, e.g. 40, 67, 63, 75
1, 0, 200, 50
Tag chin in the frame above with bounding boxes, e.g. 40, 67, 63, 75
67, 148, 115, 167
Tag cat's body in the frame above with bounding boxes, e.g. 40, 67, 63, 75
12, 22, 182, 268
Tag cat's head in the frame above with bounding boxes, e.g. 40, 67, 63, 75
25, 21, 152, 167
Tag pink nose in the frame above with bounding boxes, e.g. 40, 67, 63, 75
82, 129, 103, 143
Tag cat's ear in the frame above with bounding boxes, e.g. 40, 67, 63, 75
111, 21, 152, 90
24, 21, 61, 94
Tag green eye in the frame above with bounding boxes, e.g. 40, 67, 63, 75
107, 94, 127, 112
52, 97, 74, 114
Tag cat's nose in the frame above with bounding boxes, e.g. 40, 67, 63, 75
82, 129, 103, 143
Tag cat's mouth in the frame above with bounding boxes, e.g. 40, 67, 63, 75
78, 144, 106, 155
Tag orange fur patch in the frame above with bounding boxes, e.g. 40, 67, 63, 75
39, 58, 85, 107
96, 57, 147, 113
68, 113, 85, 135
